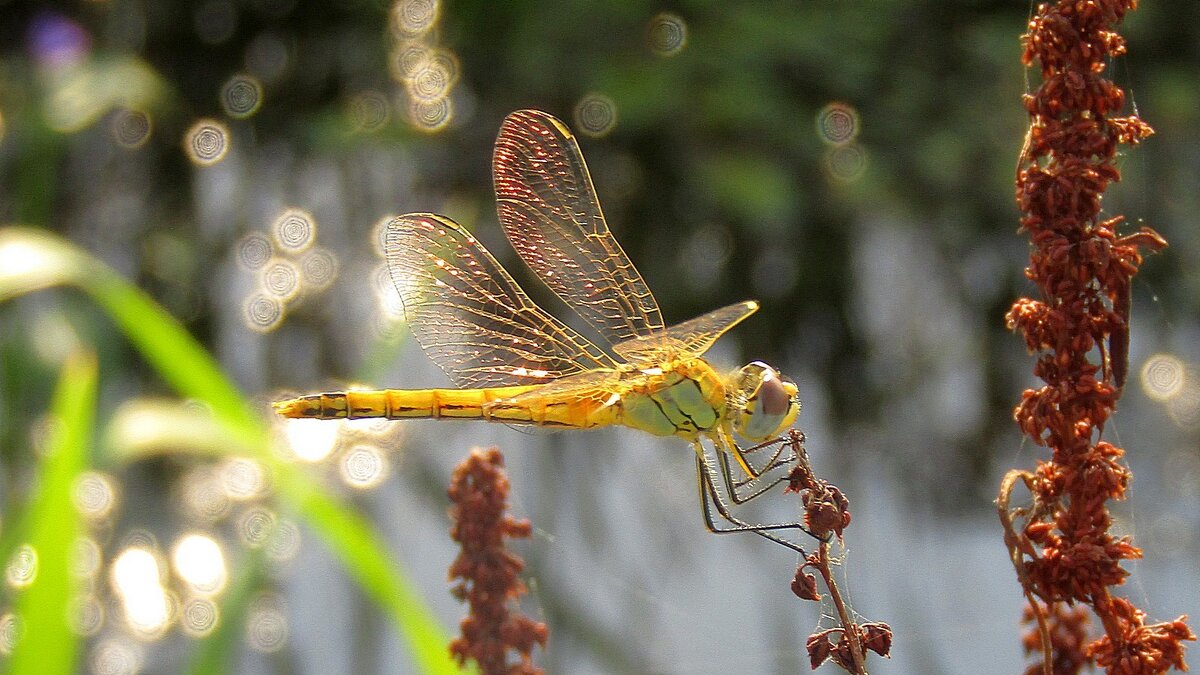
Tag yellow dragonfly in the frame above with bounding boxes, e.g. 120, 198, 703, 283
275, 109, 807, 550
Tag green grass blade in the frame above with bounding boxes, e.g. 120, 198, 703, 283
0, 226, 461, 674
8, 350, 98, 675
87, 271, 263, 445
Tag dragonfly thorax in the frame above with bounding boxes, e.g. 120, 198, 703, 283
729, 361, 800, 442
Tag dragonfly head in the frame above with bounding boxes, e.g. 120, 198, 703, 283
730, 361, 800, 442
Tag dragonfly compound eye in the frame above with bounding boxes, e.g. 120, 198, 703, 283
733, 362, 800, 441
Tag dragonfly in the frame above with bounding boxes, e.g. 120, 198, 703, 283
274, 109, 808, 551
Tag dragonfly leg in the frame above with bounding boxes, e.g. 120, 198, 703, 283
716, 448, 789, 505
692, 446, 814, 554
748, 436, 795, 472
745, 431, 805, 469
717, 426, 763, 480
711, 432, 795, 504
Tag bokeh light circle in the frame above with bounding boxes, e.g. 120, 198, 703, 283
6, 544, 38, 588
111, 109, 152, 149
340, 445, 389, 489
238, 507, 276, 548
222, 457, 267, 500
244, 294, 284, 332
262, 259, 301, 299
410, 60, 454, 101
373, 216, 395, 257
181, 597, 220, 637
392, 0, 439, 35
266, 519, 302, 563
647, 12, 688, 56
69, 594, 105, 636
284, 417, 342, 462
375, 262, 404, 314
409, 97, 452, 132
72, 537, 102, 578
373, 312, 406, 340
406, 50, 458, 101
236, 232, 273, 270
184, 119, 231, 166
1140, 353, 1185, 402
119, 529, 159, 551
574, 94, 618, 138
824, 143, 868, 183
349, 91, 390, 131
391, 42, 430, 81
110, 546, 169, 638
73, 471, 118, 519
181, 467, 233, 522
272, 209, 316, 252
172, 533, 227, 595
300, 247, 338, 291
246, 606, 289, 652
0, 612, 19, 655
90, 639, 142, 675
1167, 382, 1200, 429
816, 102, 860, 145
220, 74, 263, 119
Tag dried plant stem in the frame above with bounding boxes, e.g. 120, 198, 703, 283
999, 470, 1053, 675
786, 430, 889, 672
813, 540, 867, 675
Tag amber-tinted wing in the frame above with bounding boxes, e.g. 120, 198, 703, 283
384, 214, 617, 388
613, 301, 759, 364
493, 109, 665, 350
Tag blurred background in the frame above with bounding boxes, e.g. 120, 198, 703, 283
0, 0, 1197, 673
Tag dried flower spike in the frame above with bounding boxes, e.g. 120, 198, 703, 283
1001, 1, 1193, 673
448, 447, 548, 674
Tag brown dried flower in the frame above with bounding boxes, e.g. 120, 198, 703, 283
448, 447, 548, 674
1001, 1, 1193, 673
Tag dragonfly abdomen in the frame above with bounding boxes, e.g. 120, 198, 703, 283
273, 386, 606, 429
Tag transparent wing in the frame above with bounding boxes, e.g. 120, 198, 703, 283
385, 213, 617, 388
493, 109, 665, 348
613, 301, 759, 364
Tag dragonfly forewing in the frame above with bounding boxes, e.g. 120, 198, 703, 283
384, 213, 616, 389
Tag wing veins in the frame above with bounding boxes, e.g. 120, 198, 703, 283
385, 213, 616, 388
498, 198, 655, 340
493, 110, 665, 348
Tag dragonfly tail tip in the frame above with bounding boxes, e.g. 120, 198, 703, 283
272, 398, 303, 418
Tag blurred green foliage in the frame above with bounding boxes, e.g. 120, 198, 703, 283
8, 350, 94, 675
0, 229, 458, 671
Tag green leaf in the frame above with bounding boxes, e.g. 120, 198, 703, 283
8, 350, 97, 675
0, 226, 461, 674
